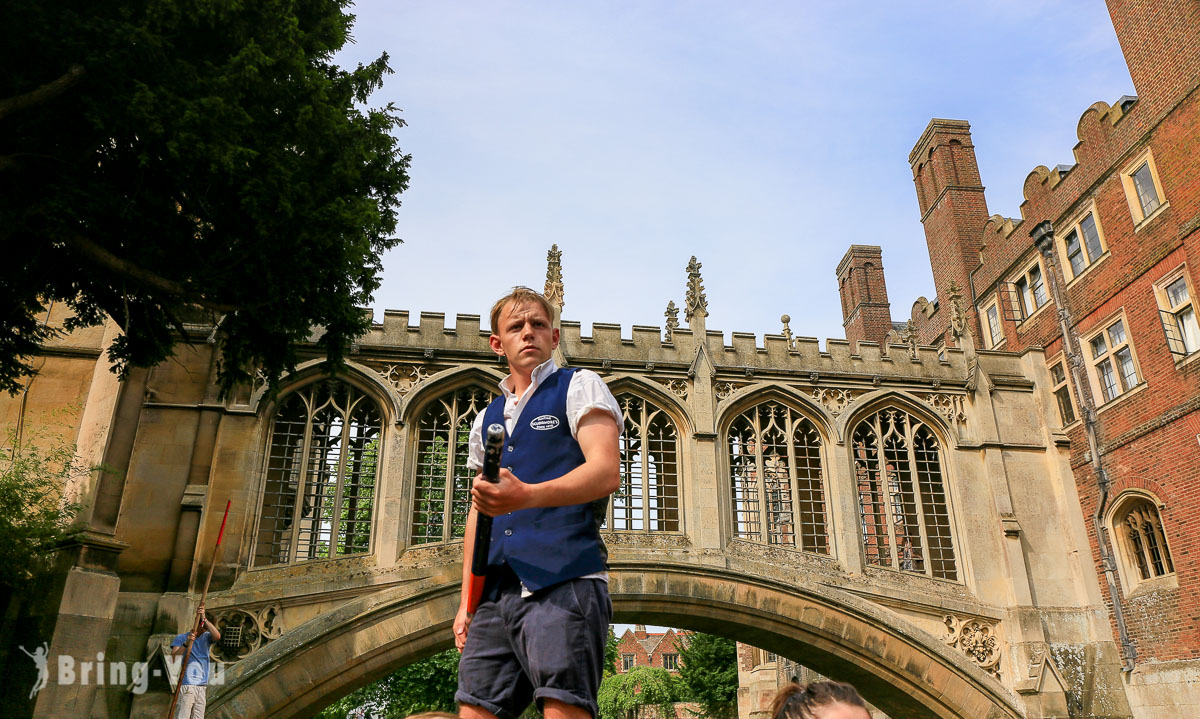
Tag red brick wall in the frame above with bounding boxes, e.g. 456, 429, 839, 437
837, 245, 894, 347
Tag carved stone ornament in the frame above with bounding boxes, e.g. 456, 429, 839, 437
714, 382, 738, 401
212, 605, 284, 663
809, 371, 820, 384
899, 319, 919, 360
545, 244, 564, 307
685, 256, 709, 322
922, 393, 967, 425
664, 301, 680, 343
655, 378, 688, 399
380, 364, 430, 396
947, 281, 969, 340
943, 615, 1002, 680
780, 314, 794, 348
871, 375, 882, 387
812, 388, 855, 416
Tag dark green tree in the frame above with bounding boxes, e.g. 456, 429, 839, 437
1, 0, 411, 396
604, 625, 620, 678
678, 633, 739, 719
317, 649, 460, 719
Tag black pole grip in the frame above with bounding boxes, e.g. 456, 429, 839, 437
470, 423, 505, 576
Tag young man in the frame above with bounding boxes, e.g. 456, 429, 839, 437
170, 605, 222, 719
455, 287, 622, 719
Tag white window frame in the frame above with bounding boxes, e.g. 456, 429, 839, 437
1120, 149, 1169, 228
1056, 204, 1109, 283
981, 299, 1004, 349
1010, 257, 1051, 323
1153, 265, 1200, 366
1083, 312, 1143, 409
1046, 354, 1078, 428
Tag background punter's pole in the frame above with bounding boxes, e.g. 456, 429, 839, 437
166, 499, 231, 719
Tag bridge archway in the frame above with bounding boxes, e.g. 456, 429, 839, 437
208, 564, 1024, 719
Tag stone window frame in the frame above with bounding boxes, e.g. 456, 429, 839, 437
621, 654, 635, 672
1153, 263, 1200, 368
1055, 202, 1109, 284
850, 406, 960, 582
607, 391, 684, 534
1120, 149, 1169, 229
980, 298, 1004, 350
1107, 491, 1177, 597
407, 382, 497, 547
251, 379, 386, 569
723, 397, 833, 556
1046, 353, 1079, 429
1081, 310, 1145, 411
662, 653, 678, 671
1008, 255, 1052, 325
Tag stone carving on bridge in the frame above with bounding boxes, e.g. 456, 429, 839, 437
714, 381, 746, 401
379, 364, 432, 396
685, 256, 708, 322
920, 393, 967, 425
653, 377, 688, 400
943, 615, 1002, 680
811, 387, 856, 416
545, 243, 564, 308
212, 605, 284, 663
664, 301, 679, 342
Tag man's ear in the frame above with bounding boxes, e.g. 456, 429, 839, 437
489, 334, 504, 356
552, 327, 560, 349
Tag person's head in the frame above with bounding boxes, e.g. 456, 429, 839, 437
488, 287, 558, 376
771, 681, 870, 719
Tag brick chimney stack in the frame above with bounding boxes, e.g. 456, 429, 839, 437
837, 245, 894, 348
1105, 0, 1200, 117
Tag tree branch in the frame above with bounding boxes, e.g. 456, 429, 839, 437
64, 233, 243, 314
0, 65, 86, 121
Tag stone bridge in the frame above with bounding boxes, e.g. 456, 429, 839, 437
18, 252, 1130, 718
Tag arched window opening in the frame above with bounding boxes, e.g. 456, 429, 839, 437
727, 401, 829, 554
606, 393, 680, 532
1116, 499, 1174, 581
411, 385, 496, 545
255, 381, 382, 567
852, 408, 956, 580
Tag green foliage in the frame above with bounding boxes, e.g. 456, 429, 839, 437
604, 626, 620, 678
0, 427, 84, 589
1, 0, 411, 396
317, 648, 460, 719
598, 666, 685, 719
677, 633, 738, 719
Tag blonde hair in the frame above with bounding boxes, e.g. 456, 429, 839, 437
489, 286, 554, 334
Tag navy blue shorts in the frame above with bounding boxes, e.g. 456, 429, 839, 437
456, 568, 612, 719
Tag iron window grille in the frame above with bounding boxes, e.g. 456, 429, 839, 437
727, 401, 829, 554
852, 408, 957, 580
411, 386, 497, 545
606, 394, 680, 532
254, 381, 382, 567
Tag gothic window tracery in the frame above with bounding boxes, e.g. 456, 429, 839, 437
254, 381, 382, 567
410, 385, 496, 545
1115, 499, 1174, 582
852, 408, 957, 580
727, 401, 828, 554
606, 393, 680, 532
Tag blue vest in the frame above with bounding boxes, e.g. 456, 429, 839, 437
482, 367, 608, 592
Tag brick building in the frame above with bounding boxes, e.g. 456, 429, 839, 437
614, 625, 690, 674
841, 0, 1200, 713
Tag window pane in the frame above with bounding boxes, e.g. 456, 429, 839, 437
1055, 387, 1076, 425
1065, 230, 1086, 276
914, 426, 956, 580
1098, 360, 1119, 401
1016, 277, 1033, 317
852, 421, 891, 568
1115, 347, 1138, 390
1108, 320, 1127, 346
615, 394, 680, 532
1030, 266, 1047, 308
1050, 362, 1066, 385
1090, 334, 1108, 359
987, 306, 1002, 346
1177, 306, 1200, 354
1166, 277, 1189, 309
1080, 214, 1103, 263
1132, 163, 1161, 217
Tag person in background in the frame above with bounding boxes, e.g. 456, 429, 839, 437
770, 681, 871, 719
170, 605, 222, 719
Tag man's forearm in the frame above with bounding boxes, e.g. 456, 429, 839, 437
461, 506, 478, 607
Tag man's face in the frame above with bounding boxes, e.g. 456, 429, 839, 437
490, 301, 558, 374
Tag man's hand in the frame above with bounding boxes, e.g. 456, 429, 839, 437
453, 604, 473, 651
472, 468, 533, 516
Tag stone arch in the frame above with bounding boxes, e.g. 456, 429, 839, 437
717, 382, 834, 439
206, 565, 1024, 719
398, 365, 506, 426
1105, 488, 1177, 592
250, 358, 402, 423
835, 389, 958, 447
604, 373, 695, 436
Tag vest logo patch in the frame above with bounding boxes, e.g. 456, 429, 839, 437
530, 414, 560, 431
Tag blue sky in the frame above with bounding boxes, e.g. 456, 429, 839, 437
335, 1, 1132, 345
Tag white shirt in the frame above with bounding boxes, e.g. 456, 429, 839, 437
467, 358, 622, 470
467, 358, 622, 594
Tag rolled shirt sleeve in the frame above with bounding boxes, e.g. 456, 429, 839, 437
566, 369, 623, 435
